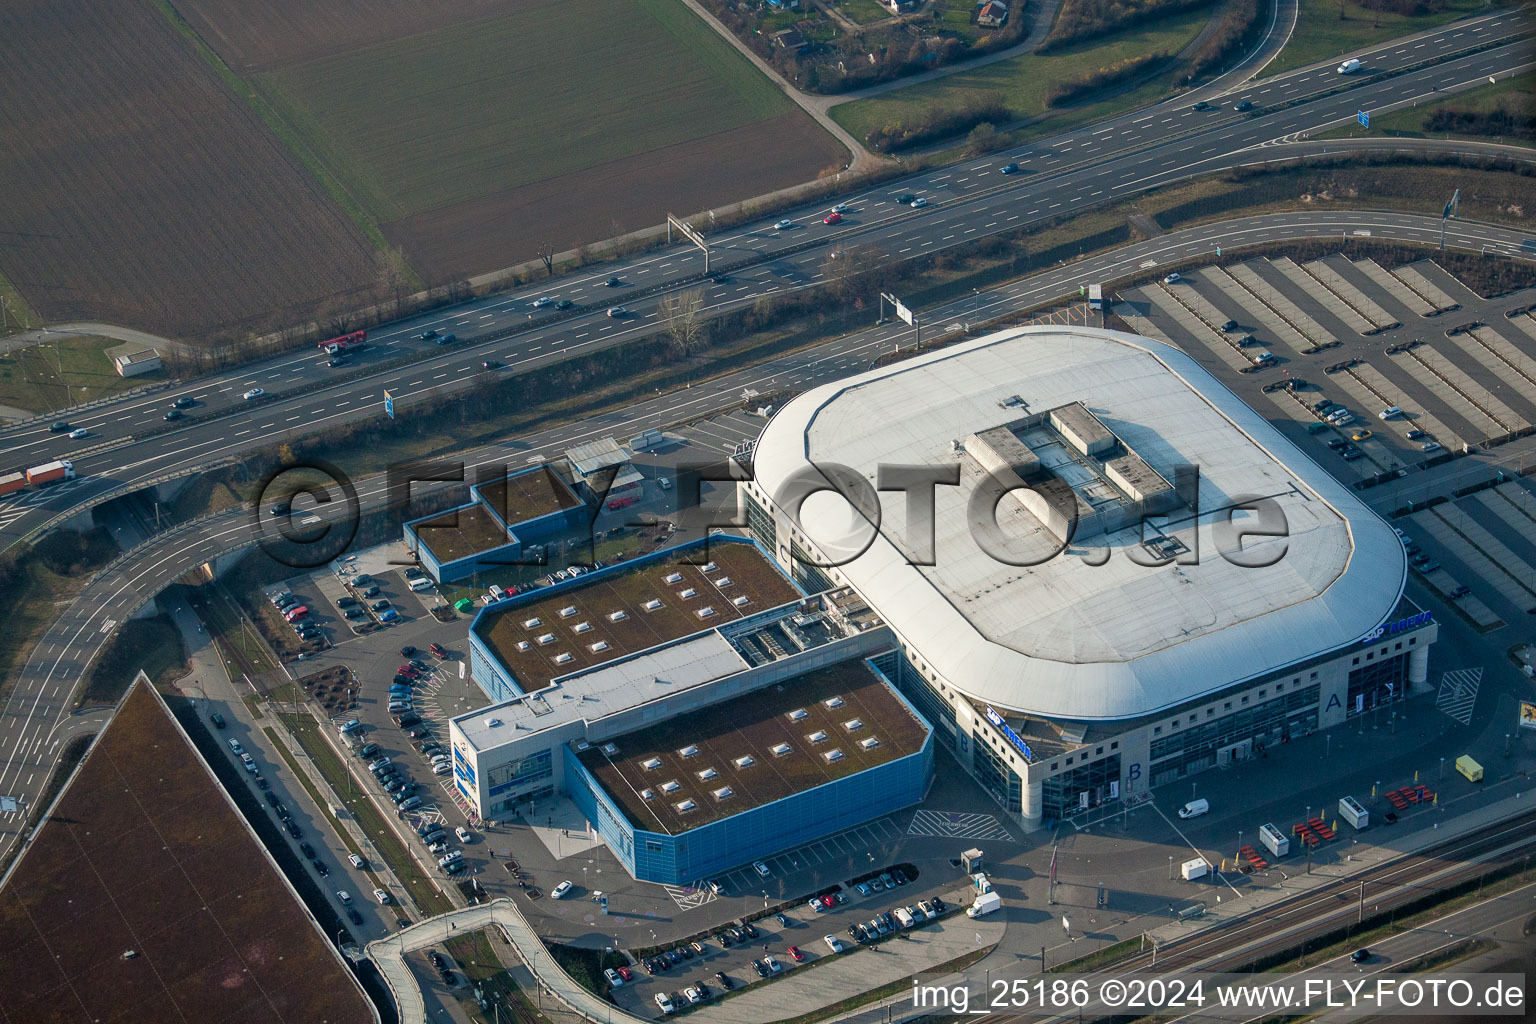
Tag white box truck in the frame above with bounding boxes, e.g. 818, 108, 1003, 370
1339, 795, 1369, 830
1258, 822, 1290, 858
967, 891, 1002, 918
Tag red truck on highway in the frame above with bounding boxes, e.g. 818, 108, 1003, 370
0, 460, 78, 497
318, 329, 367, 356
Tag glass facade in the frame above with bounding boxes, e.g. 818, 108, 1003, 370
747, 493, 777, 554
1149, 684, 1318, 787
1346, 653, 1408, 716
972, 738, 1023, 813
486, 749, 553, 797
789, 539, 835, 594
1042, 754, 1121, 820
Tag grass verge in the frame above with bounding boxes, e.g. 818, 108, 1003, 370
830, 7, 1212, 146
276, 710, 456, 916
444, 931, 558, 1024
0, 334, 168, 414
1322, 67, 1536, 144
1258, 0, 1488, 77
0, 268, 40, 340
79, 612, 188, 707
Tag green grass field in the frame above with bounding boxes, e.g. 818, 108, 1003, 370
0, 335, 168, 414
0, 269, 39, 339
1325, 67, 1534, 142
257, 0, 798, 225
830, 6, 1212, 144
1259, 0, 1487, 77
840, 0, 896, 23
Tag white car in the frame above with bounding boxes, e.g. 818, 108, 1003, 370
433, 761, 453, 775
604, 968, 624, 988
67, 428, 88, 439
655, 993, 676, 1014
1338, 57, 1362, 74
336, 890, 352, 904
831, 203, 850, 214
1163, 273, 1181, 284
373, 887, 391, 904
684, 987, 703, 1004
909, 197, 927, 208
774, 219, 794, 230
456, 826, 472, 843
551, 880, 573, 899
753, 860, 770, 878
824, 935, 844, 954
1421, 441, 1443, 452
243, 388, 265, 400
606, 306, 627, 317
763, 955, 782, 974
348, 854, 365, 869
531, 296, 553, 308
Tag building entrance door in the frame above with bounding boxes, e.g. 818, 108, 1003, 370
1217, 739, 1253, 767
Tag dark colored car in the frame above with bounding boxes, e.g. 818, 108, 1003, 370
312, 859, 329, 876
326, 357, 346, 367
434, 333, 458, 345
173, 395, 196, 408
210, 712, 226, 729
429, 643, 448, 658
300, 842, 317, 858
1220, 319, 1239, 332
715, 971, 733, 990
1000, 162, 1019, 174
741, 921, 759, 939
269, 503, 290, 517
1192, 100, 1213, 110
1234, 99, 1253, 111
418, 328, 439, 340
606, 276, 622, 287
400, 644, 417, 656
285, 819, 303, 839
555, 299, 574, 310
1350, 948, 1370, 963
345, 907, 363, 925
931, 896, 946, 912
891, 869, 908, 885
1407, 428, 1429, 441
164, 409, 182, 421
397, 713, 422, 728
371, 599, 391, 612
50, 421, 70, 432
362, 586, 381, 598
751, 959, 769, 978
359, 742, 380, 758
895, 193, 916, 204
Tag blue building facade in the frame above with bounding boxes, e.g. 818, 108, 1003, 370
403, 465, 585, 584
563, 664, 934, 885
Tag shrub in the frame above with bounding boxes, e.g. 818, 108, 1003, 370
1045, 52, 1169, 107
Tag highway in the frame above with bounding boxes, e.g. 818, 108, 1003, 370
3, 207, 1534, 869
0, 9, 1529, 555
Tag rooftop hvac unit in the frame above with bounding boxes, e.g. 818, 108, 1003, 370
589, 641, 609, 653
515, 641, 531, 652
602, 743, 619, 756
716, 577, 733, 587
843, 718, 864, 731
640, 788, 654, 800
701, 562, 718, 573
554, 653, 573, 664
484, 718, 502, 728
537, 633, 555, 645
695, 606, 716, 618
807, 730, 828, 744
679, 588, 698, 599
733, 595, 750, 606
574, 621, 592, 633
661, 780, 680, 793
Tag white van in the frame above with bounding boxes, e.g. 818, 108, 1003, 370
1378, 405, 1403, 420
408, 577, 435, 593
1338, 58, 1362, 74
1178, 798, 1210, 819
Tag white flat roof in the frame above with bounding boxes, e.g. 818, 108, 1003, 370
751, 326, 1406, 720
455, 631, 748, 752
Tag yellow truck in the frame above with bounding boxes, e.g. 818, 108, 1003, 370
1455, 755, 1484, 783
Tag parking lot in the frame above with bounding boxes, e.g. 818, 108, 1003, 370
1116, 255, 1536, 625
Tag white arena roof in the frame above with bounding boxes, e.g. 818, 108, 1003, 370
750, 326, 1406, 720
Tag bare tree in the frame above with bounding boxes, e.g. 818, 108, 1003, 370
821, 244, 879, 299
376, 246, 412, 316
659, 288, 708, 358
536, 241, 556, 277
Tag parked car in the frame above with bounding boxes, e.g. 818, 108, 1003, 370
349, 853, 366, 869
551, 880, 573, 899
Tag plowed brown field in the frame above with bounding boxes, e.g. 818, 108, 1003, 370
0, 0, 379, 338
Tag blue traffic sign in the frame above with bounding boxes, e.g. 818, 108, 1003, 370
383, 389, 395, 419
1357, 110, 1369, 128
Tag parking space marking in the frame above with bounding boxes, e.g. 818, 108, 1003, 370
907, 809, 1015, 842
1436, 667, 1482, 725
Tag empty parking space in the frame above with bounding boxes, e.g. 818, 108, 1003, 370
1392, 263, 1460, 315
711, 818, 902, 895
1110, 301, 1175, 344
1505, 311, 1536, 345
1412, 344, 1527, 433
1136, 284, 1254, 373
1308, 257, 1400, 332
1198, 266, 1312, 356
1353, 258, 1436, 318
1227, 262, 1336, 347
1461, 326, 1536, 413
1417, 505, 1536, 611
1272, 257, 1376, 335
1346, 363, 1466, 452
1388, 346, 1505, 439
